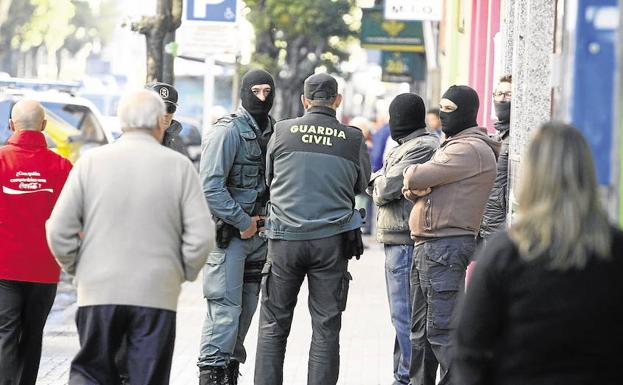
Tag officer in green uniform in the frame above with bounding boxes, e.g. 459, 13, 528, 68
254, 73, 371, 385
197, 69, 275, 385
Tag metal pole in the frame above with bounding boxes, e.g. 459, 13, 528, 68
231, 54, 241, 110
203, 55, 215, 134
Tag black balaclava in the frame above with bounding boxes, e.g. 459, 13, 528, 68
494, 101, 511, 132
388, 93, 427, 141
240, 69, 275, 131
440, 85, 479, 137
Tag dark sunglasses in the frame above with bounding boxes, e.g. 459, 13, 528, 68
166, 103, 177, 114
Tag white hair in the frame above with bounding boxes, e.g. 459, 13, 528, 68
117, 89, 165, 132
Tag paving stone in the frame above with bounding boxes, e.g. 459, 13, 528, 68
38, 236, 395, 384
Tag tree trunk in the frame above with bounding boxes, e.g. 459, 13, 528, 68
162, 31, 175, 84
132, 0, 172, 83
272, 76, 306, 120
29, 47, 39, 77
145, 29, 165, 83
0, 43, 14, 75
162, 0, 182, 84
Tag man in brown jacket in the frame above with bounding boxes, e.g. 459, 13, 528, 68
402, 85, 500, 385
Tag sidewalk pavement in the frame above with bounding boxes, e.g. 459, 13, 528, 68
37, 236, 396, 385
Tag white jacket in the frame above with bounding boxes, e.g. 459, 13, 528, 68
46, 131, 215, 311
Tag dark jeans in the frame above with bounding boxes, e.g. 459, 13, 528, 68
410, 236, 475, 385
0, 279, 57, 385
254, 234, 351, 385
69, 305, 176, 385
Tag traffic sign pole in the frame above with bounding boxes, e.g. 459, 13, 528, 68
181, 0, 240, 132
203, 55, 216, 134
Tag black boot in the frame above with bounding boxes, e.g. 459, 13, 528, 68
226, 361, 240, 385
199, 365, 231, 385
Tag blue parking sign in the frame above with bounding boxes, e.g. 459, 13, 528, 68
185, 0, 238, 23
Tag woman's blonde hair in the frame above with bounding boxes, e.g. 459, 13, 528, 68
509, 121, 611, 270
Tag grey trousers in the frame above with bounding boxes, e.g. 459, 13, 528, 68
410, 236, 474, 385
198, 234, 267, 368
254, 234, 351, 385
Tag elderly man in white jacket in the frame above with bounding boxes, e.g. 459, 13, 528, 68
46, 89, 215, 385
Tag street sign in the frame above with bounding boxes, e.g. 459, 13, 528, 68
381, 52, 425, 83
184, 0, 238, 24
384, 0, 442, 21
361, 7, 425, 52
177, 24, 240, 56
179, 0, 240, 56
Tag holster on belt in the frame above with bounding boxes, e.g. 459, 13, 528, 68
215, 218, 239, 249
244, 260, 266, 283
342, 228, 364, 260
342, 208, 366, 260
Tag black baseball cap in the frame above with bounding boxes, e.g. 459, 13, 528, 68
304, 73, 338, 100
146, 82, 178, 113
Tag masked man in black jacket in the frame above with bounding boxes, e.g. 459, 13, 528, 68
480, 75, 512, 242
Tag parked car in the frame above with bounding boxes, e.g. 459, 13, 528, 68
0, 79, 114, 162
103, 114, 202, 168
176, 116, 202, 168
100, 115, 122, 140
80, 91, 121, 117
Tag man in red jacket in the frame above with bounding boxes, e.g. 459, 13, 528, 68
0, 99, 73, 385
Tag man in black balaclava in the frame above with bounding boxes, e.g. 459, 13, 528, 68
368, 93, 439, 385
480, 74, 512, 242
439, 85, 480, 137
198, 69, 276, 385
402, 84, 500, 385
388, 93, 427, 141
240, 69, 274, 132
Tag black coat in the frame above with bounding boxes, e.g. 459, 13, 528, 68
480, 129, 509, 238
454, 229, 623, 385
162, 120, 189, 158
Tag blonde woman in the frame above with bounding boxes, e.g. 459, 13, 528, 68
453, 121, 623, 385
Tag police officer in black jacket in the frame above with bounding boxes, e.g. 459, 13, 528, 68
254, 73, 371, 385
146, 82, 190, 157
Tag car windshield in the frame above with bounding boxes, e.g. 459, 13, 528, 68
0, 101, 12, 144
81, 94, 120, 116
41, 102, 106, 144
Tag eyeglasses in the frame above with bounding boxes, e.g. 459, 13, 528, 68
493, 91, 512, 100
166, 103, 177, 114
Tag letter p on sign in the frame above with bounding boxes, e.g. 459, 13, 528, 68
193, 0, 225, 19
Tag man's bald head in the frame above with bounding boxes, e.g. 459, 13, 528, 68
10, 100, 46, 132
